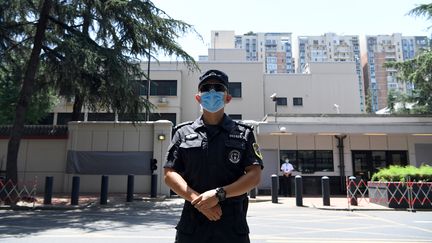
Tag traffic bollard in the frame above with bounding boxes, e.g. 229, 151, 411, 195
127, 174, 134, 202
100, 175, 109, 205
295, 175, 303, 206
349, 176, 358, 206
71, 176, 80, 205
43, 176, 53, 205
271, 174, 278, 203
151, 174, 157, 198
322, 176, 330, 206
249, 187, 256, 199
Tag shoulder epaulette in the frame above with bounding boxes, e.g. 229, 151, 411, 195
235, 121, 254, 131
173, 121, 194, 131
171, 121, 193, 137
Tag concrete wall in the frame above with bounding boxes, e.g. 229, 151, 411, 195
264, 62, 361, 115
0, 121, 173, 195
0, 138, 68, 193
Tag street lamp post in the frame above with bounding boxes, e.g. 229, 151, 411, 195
213, 32, 219, 61
270, 93, 278, 122
146, 45, 151, 121
270, 126, 289, 199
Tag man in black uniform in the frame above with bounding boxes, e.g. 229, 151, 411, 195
164, 69, 263, 243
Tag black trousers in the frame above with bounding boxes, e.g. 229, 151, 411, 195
175, 198, 250, 243
281, 175, 291, 196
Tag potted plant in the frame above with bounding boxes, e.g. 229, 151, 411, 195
368, 165, 432, 209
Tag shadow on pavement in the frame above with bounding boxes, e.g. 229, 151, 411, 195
0, 197, 184, 237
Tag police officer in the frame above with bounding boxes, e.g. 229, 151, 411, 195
164, 69, 263, 243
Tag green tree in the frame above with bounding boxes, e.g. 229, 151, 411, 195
387, 89, 397, 113
0, 58, 57, 125
1, 0, 199, 187
1, 0, 52, 186
365, 89, 373, 113
386, 89, 411, 114
384, 3, 432, 114
0, 41, 58, 125
408, 3, 432, 29
42, 0, 199, 121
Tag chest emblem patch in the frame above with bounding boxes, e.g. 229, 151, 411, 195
229, 149, 241, 164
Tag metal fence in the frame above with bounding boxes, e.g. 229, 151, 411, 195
346, 177, 432, 210
0, 177, 38, 207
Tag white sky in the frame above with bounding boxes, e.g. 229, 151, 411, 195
152, 0, 431, 60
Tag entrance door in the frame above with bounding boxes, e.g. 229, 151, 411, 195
352, 151, 371, 181
352, 151, 408, 181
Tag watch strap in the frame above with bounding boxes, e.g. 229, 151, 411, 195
215, 187, 226, 202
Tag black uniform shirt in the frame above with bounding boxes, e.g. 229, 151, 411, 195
164, 114, 263, 194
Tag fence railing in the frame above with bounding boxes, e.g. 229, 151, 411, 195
0, 177, 38, 207
346, 177, 432, 210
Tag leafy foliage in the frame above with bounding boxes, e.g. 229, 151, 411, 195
371, 165, 432, 182
1, 0, 200, 122
383, 3, 432, 114
385, 50, 432, 114
408, 3, 432, 29
0, 0, 200, 184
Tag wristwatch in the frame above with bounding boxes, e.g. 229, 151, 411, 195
215, 187, 226, 202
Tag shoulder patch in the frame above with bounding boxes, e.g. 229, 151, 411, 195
235, 121, 254, 131
172, 121, 194, 136
174, 121, 193, 130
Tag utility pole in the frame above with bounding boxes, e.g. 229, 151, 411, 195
146, 46, 151, 121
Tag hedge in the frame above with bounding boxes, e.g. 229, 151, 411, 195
371, 165, 432, 182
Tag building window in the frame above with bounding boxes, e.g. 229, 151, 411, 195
229, 82, 242, 98
280, 150, 334, 173
315, 151, 334, 172
140, 80, 177, 96
293, 97, 303, 106
228, 114, 242, 120
298, 150, 315, 173
276, 97, 287, 106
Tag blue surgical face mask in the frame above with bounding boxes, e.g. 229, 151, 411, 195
200, 90, 225, 113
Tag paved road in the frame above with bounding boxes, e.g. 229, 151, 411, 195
1, 198, 431, 243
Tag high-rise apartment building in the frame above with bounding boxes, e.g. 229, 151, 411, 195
209, 31, 294, 73
235, 32, 295, 74
297, 33, 364, 111
363, 34, 429, 112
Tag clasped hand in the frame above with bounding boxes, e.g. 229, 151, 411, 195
191, 189, 222, 221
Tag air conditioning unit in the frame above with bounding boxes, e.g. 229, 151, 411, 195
158, 97, 168, 104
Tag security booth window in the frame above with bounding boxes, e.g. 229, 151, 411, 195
298, 151, 315, 173
280, 150, 334, 173
315, 150, 334, 172
280, 150, 297, 169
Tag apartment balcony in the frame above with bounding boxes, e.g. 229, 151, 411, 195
335, 48, 351, 53
385, 54, 397, 60
265, 43, 277, 47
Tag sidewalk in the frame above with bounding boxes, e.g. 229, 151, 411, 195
249, 195, 393, 211
2, 194, 393, 211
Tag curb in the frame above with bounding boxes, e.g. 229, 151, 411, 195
0, 195, 168, 211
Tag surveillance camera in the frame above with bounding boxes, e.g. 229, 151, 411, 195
270, 93, 277, 100
333, 104, 339, 108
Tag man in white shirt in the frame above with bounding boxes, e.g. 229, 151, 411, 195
280, 158, 294, 197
